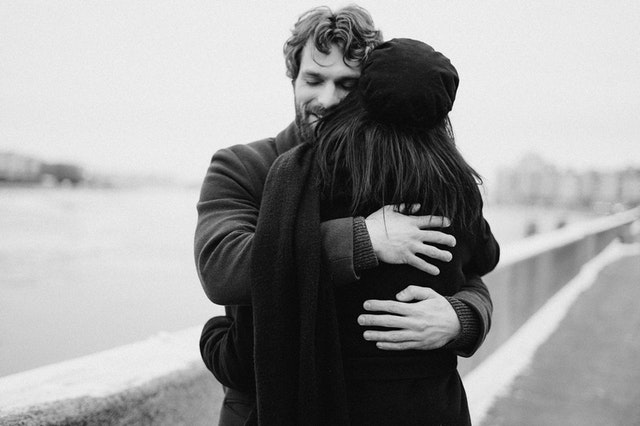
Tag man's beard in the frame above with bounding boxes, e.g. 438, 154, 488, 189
295, 103, 327, 142
295, 108, 314, 142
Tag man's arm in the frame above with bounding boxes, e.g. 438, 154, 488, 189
194, 145, 264, 305
199, 311, 255, 391
195, 144, 384, 305
195, 146, 456, 305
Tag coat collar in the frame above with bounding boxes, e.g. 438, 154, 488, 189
274, 121, 304, 155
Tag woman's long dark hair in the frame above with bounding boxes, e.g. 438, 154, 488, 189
316, 93, 484, 230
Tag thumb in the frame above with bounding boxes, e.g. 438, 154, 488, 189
396, 285, 436, 302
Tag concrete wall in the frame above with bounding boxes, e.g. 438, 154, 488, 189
458, 207, 639, 375
0, 328, 224, 425
1, 208, 638, 425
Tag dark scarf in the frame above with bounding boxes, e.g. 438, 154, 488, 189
250, 141, 350, 425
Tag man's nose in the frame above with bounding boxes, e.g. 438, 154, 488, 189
316, 83, 341, 109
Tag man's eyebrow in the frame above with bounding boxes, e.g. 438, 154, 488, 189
300, 71, 323, 79
336, 76, 359, 83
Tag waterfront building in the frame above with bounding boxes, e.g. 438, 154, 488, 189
0, 152, 42, 183
495, 153, 640, 211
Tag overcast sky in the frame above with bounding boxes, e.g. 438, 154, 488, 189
2, 0, 639, 186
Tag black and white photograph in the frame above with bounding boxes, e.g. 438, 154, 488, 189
1, 1, 639, 425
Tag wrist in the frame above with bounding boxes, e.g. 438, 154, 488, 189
363, 217, 382, 257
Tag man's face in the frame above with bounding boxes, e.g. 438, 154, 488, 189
293, 40, 361, 140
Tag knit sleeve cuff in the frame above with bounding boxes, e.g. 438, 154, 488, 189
443, 297, 480, 352
353, 216, 378, 273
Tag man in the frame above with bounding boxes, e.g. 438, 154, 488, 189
195, 5, 492, 424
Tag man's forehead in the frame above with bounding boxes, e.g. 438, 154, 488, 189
299, 40, 361, 77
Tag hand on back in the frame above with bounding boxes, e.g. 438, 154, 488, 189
359, 286, 461, 350
365, 204, 456, 275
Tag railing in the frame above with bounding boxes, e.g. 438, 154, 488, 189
1, 207, 638, 425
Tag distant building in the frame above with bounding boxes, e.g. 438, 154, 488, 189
620, 168, 640, 206
597, 172, 620, 204
0, 151, 85, 186
40, 163, 85, 185
557, 171, 582, 206
494, 153, 640, 211
0, 152, 42, 183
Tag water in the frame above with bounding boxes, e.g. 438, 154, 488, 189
0, 186, 222, 377
0, 187, 593, 377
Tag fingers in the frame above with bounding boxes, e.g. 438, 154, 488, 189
362, 329, 415, 343
362, 326, 442, 351
413, 241, 453, 261
405, 241, 452, 275
362, 299, 416, 316
395, 285, 437, 302
376, 341, 421, 351
358, 314, 412, 329
420, 230, 456, 247
414, 215, 451, 229
403, 203, 421, 214
376, 341, 442, 351
406, 257, 440, 275
384, 205, 451, 231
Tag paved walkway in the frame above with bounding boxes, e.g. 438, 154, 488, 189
480, 250, 640, 426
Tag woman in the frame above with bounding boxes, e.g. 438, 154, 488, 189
209, 38, 499, 425
311, 38, 500, 424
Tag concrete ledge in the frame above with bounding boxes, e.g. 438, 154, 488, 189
0, 367, 222, 426
0, 328, 223, 425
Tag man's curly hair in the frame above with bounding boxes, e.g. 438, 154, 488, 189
283, 5, 383, 80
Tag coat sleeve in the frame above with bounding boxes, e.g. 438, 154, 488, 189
194, 145, 264, 305
452, 215, 500, 356
449, 274, 493, 357
194, 144, 359, 305
199, 307, 255, 392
